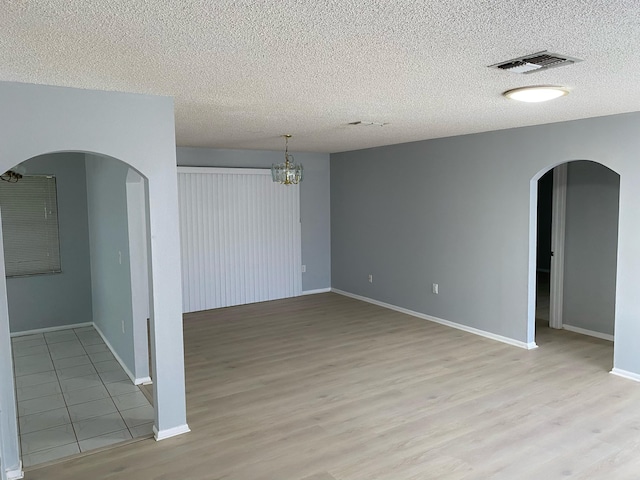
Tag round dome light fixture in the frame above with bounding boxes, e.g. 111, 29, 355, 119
503, 86, 569, 103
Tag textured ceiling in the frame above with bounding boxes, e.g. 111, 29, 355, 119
1, 1, 639, 153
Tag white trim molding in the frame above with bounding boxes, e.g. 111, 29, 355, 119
610, 368, 640, 382
563, 324, 614, 342
12, 323, 151, 385
135, 376, 153, 386
153, 424, 191, 441
331, 289, 537, 350
549, 164, 567, 330
177, 166, 270, 176
6, 463, 24, 480
92, 323, 138, 385
302, 288, 331, 296
10, 322, 93, 338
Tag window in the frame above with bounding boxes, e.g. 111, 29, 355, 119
0, 175, 62, 277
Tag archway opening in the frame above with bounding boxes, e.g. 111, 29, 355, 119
529, 160, 619, 368
1, 151, 155, 468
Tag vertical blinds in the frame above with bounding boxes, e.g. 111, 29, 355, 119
0, 175, 62, 277
177, 167, 302, 313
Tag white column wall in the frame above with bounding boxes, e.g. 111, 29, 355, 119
0, 81, 189, 469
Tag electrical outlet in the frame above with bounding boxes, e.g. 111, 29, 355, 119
121, 320, 125, 333
432, 283, 439, 294
302, 265, 306, 273
118, 251, 122, 265
368, 274, 373, 283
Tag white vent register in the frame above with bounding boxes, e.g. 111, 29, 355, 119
489, 51, 582, 74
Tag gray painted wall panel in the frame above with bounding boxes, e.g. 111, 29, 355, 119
0, 218, 18, 479
332, 135, 531, 341
0, 81, 188, 465
331, 112, 640, 375
6, 153, 93, 332
85, 155, 135, 374
563, 161, 619, 336
176, 147, 331, 292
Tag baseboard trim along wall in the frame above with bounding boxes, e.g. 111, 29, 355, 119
10, 322, 93, 338
12, 322, 148, 385
331, 289, 538, 350
153, 424, 191, 441
562, 324, 614, 342
302, 288, 331, 296
92, 323, 139, 385
610, 368, 640, 382
135, 376, 153, 385
6, 462, 24, 480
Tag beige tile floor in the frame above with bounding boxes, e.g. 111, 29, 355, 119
11, 326, 154, 467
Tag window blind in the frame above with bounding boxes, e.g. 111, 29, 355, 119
177, 167, 302, 313
0, 175, 62, 277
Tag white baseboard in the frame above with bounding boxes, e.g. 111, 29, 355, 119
563, 324, 614, 342
7, 462, 24, 480
92, 323, 137, 385
302, 288, 331, 296
153, 424, 190, 441
610, 368, 640, 382
12, 322, 147, 385
10, 322, 93, 338
331, 289, 537, 350
135, 376, 153, 386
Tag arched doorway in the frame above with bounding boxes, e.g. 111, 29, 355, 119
0, 81, 188, 480
1, 151, 155, 467
528, 160, 620, 360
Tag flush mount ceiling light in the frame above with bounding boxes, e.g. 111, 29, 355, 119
503, 86, 569, 103
271, 135, 303, 185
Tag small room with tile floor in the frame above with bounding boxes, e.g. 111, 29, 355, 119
12, 325, 154, 467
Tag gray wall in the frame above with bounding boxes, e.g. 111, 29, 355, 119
0, 82, 188, 470
563, 161, 619, 336
85, 155, 135, 373
330, 112, 640, 375
6, 153, 93, 332
176, 147, 331, 292
0, 227, 16, 480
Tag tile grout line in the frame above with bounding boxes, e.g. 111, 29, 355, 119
48, 329, 81, 457
14, 326, 153, 463
70, 326, 130, 450
18, 331, 79, 459
81, 326, 135, 444
59, 328, 83, 454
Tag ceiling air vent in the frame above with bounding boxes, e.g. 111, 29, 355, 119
347, 121, 388, 127
489, 51, 582, 74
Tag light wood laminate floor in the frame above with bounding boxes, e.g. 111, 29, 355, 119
26, 293, 640, 479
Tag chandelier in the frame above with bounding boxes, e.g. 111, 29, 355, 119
0, 164, 26, 183
271, 135, 303, 185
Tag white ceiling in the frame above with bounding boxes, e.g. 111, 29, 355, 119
1, 1, 639, 153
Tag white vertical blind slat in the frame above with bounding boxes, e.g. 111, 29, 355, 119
177, 168, 301, 313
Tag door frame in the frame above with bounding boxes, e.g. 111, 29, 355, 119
549, 164, 567, 329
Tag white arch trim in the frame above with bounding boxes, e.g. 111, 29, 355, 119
527, 159, 621, 362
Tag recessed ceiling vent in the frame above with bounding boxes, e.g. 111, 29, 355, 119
348, 121, 388, 127
489, 51, 582, 74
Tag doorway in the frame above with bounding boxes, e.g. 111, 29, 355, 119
535, 169, 553, 329
2, 152, 155, 468
532, 161, 620, 349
